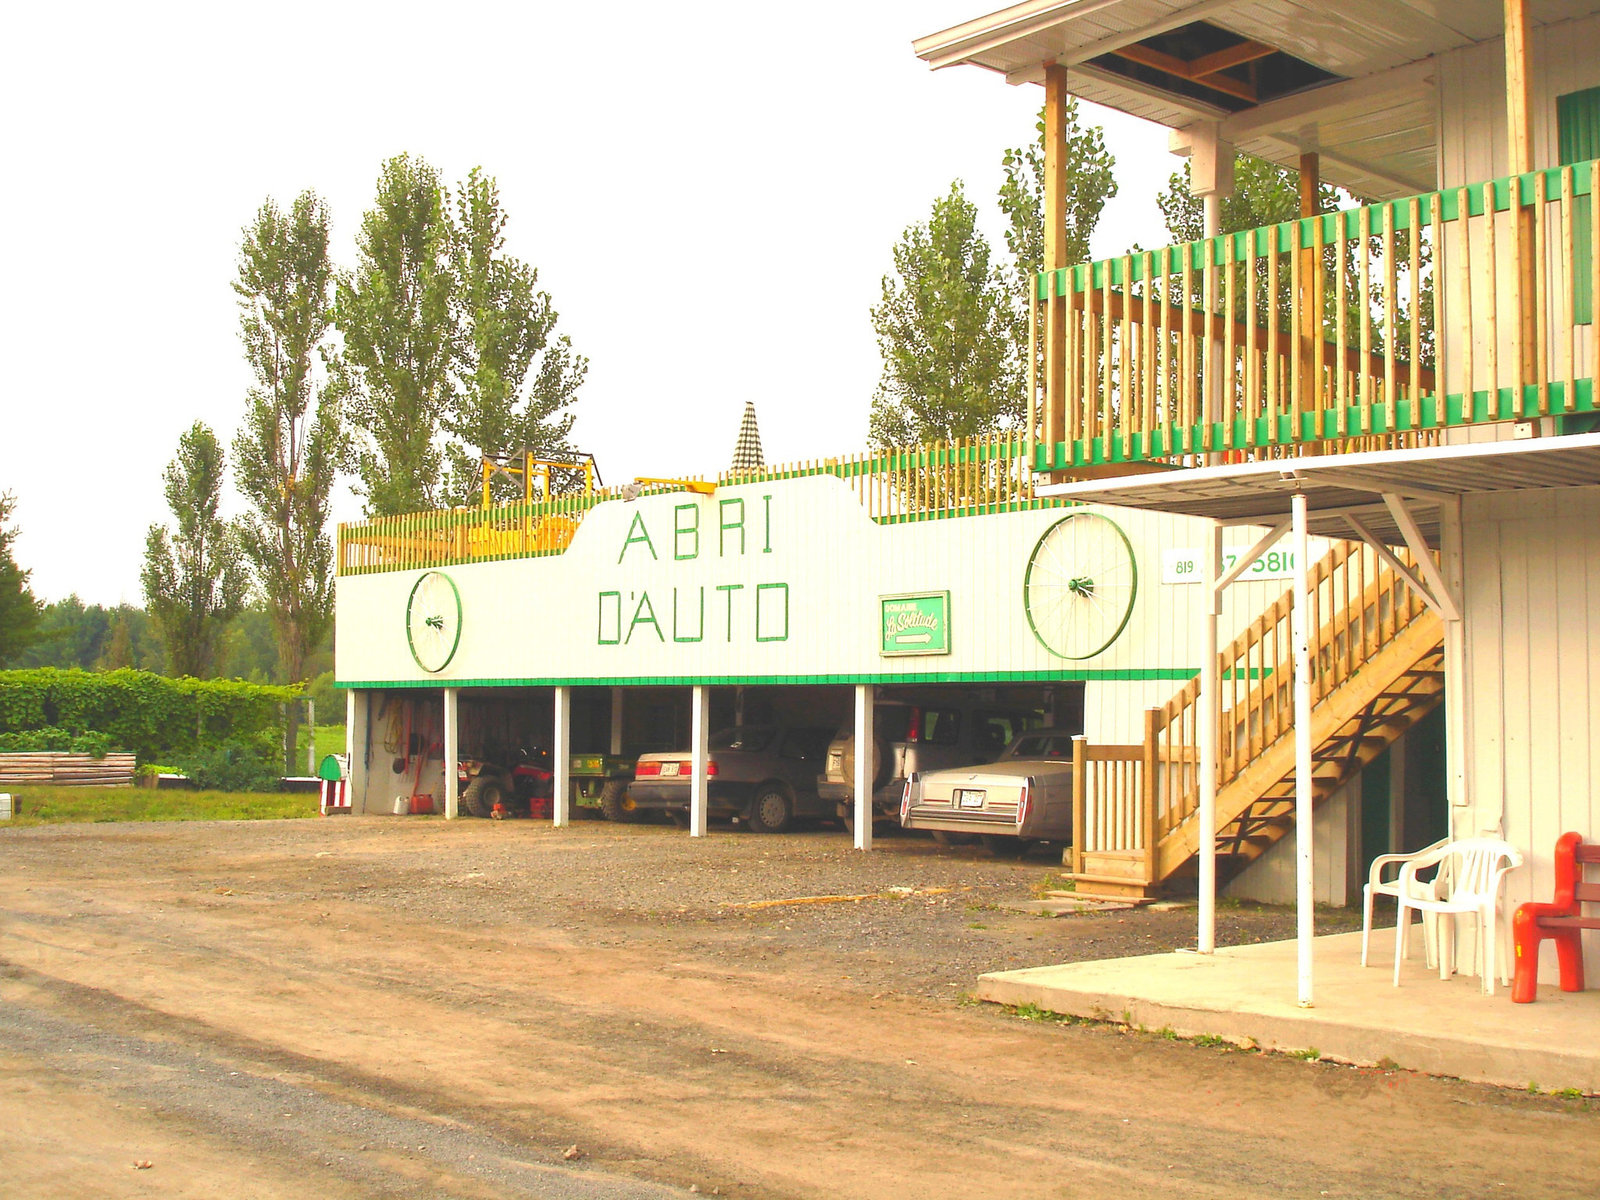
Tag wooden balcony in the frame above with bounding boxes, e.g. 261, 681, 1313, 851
1030, 161, 1600, 474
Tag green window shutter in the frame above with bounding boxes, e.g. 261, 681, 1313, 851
1557, 86, 1600, 324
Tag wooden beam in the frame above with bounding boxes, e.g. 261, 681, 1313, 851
1043, 64, 1071, 453
1188, 40, 1276, 79
1111, 43, 1257, 103
1065, 283, 1437, 393
1297, 152, 1320, 219
1504, 0, 1533, 177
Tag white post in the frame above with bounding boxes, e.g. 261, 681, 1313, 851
553, 686, 571, 827
1198, 521, 1222, 954
1292, 492, 1315, 1006
442, 687, 459, 820
690, 685, 709, 837
345, 689, 359, 812
609, 687, 624, 756
853, 683, 875, 851
306, 697, 316, 776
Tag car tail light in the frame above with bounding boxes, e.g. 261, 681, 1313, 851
907, 707, 922, 743
899, 772, 917, 822
1017, 777, 1034, 827
635, 761, 661, 777
705, 760, 719, 777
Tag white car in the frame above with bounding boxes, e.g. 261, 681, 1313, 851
899, 730, 1077, 855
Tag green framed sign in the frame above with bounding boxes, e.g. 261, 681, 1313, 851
880, 591, 951, 657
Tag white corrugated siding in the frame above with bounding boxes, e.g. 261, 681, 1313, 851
1460, 484, 1600, 985
1435, 13, 1600, 410
335, 475, 1315, 748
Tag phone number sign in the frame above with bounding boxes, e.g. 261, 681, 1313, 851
1162, 546, 1298, 585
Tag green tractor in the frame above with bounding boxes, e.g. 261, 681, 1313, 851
568, 752, 637, 821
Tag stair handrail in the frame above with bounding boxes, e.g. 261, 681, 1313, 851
1147, 538, 1432, 855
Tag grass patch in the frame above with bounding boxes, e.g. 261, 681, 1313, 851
293, 724, 347, 772
1, 785, 319, 825
1288, 1046, 1322, 1061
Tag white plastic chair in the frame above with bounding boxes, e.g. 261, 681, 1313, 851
1361, 837, 1450, 969
1392, 838, 1523, 995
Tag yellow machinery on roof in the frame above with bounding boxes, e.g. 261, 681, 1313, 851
480, 449, 601, 509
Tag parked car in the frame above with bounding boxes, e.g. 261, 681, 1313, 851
816, 698, 1041, 828
899, 729, 1077, 854
628, 724, 835, 832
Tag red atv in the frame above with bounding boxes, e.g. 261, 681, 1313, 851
458, 747, 554, 818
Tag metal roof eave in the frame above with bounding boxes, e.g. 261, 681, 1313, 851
1035, 433, 1600, 547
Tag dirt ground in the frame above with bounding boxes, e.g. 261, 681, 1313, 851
1, 816, 1595, 1200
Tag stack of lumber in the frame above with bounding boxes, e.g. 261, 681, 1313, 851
0, 752, 138, 787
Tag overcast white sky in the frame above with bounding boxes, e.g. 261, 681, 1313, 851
0, 1, 1178, 607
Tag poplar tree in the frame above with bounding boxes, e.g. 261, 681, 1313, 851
869, 181, 1021, 448
232, 190, 339, 769
141, 423, 248, 678
334, 154, 455, 515
0, 492, 43, 666
443, 167, 588, 504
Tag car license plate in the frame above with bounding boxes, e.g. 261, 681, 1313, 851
660, 762, 680, 777
955, 788, 985, 809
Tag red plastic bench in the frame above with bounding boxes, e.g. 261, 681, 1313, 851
1511, 832, 1600, 1003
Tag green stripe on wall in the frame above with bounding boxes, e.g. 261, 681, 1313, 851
336, 667, 1200, 690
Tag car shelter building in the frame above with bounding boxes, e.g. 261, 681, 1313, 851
335, 461, 1359, 886
332, 0, 1600, 1015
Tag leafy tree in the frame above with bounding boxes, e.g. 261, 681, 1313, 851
141, 423, 249, 678
334, 154, 455, 515
232, 190, 340, 769
0, 492, 43, 666
998, 98, 1118, 282
870, 106, 1118, 453
443, 168, 588, 505
869, 181, 1022, 448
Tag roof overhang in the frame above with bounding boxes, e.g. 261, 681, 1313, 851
914, 1, 1600, 199
1036, 433, 1600, 547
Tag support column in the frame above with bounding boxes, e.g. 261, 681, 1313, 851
1042, 64, 1071, 461
1186, 124, 1234, 461
852, 684, 875, 852
690, 685, 709, 838
1292, 493, 1314, 1007
345, 689, 361, 812
553, 686, 571, 827
1297, 153, 1321, 398
1197, 522, 1222, 954
609, 687, 624, 756
442, 688, 459, 820
1440, 498, 1470, 830
1505, 0, 1539, 386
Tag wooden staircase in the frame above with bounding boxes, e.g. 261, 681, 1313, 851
1071, 541, 1445, 899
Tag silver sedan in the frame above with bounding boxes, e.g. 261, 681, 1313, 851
899, 730, 1076, 855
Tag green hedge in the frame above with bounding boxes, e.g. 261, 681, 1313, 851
0, 669, 298, 763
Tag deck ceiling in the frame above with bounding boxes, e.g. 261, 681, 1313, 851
1034, 433, 1600, 547
914, 0, 1600, 199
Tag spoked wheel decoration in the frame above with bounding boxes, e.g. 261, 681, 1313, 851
406, 570, 463, 673
1022, 513, 1137, 660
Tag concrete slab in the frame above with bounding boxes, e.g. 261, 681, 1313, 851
976, 930, 1600, 1094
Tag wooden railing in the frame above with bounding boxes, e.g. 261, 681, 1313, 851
1146, 540, 1429, 851
1032, 161, 1600, 471
719, 434, 1037, 523
338, 436, 1045, 575
1070, 724, 1153, 883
